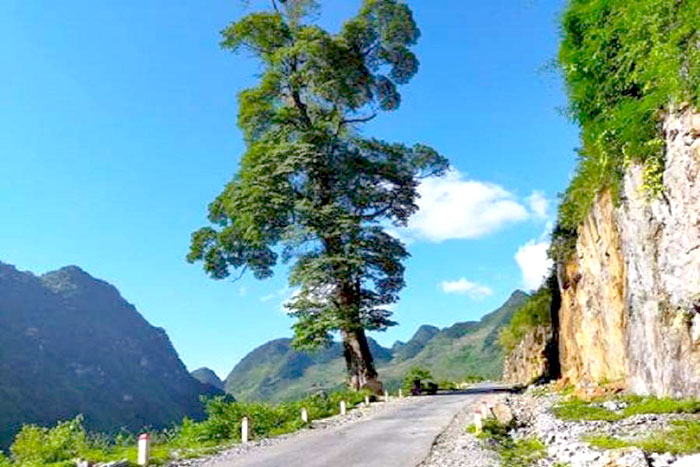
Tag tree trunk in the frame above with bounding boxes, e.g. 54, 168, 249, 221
341, 327, 383, 394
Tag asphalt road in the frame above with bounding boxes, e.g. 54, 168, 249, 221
213, 386, 508, 467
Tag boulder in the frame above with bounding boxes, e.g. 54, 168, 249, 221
598, 447, 649, 467
491, 402, 515, 426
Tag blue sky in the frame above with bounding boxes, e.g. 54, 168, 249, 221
1, 0, 578, 378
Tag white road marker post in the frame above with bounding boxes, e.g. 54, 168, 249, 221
473, 407, 483, 434
137, 433, 150, 466
364, 395, 370, 406
384, 390, 389, 402
398, 388, 403, 398
340, 400, 347, 415
241, 416, 249, 444
301, 407, 308, 423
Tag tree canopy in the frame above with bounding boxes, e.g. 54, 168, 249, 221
188, 0, 448, 388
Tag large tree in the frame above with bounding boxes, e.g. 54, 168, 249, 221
188, 0, 448, 392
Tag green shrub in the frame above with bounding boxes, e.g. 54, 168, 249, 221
476, 419, 545, 467
10, 416, 88, 467
401, 367, 433, 393
172, 389, 370, 447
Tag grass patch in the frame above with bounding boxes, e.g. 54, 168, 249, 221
618, 395, 700, 417
584, 434, 630, 450
553, 395, 700, 422
552, 399, 623, 422
476, 419, 546, 467
586, 420, 700, 456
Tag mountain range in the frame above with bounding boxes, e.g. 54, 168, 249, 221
0, 258, 527, 446
0, 262, 221, 448
223, 290, 528, 401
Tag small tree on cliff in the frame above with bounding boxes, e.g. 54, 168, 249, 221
188, 0, 448, 392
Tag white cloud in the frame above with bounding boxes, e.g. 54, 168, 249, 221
401, 171, 530, 242
260, 293, 277, 303
238, 286, 247, 296
527, 191, 549, 219
515, 240, 553, 291
440, 278, 493, 299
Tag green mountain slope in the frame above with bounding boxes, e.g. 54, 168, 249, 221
191, 367, 225, 391
224, 338, 392, 401
224, 291, 527, 401
0, 262, 221, 448
379, 290, 529, 385
392, 325, 440, 361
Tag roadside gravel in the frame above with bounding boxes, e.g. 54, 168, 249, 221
418, 395, 503, 467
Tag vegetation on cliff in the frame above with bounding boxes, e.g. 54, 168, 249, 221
554, 0, 700, 254
499, 277, 554, 353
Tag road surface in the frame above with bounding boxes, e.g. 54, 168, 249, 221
212, 385, 509, 467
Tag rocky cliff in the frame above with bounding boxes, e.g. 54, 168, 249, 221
555, 108, 700, 397
502, 324, 552, 385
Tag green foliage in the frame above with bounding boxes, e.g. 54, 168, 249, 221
172, 389, 370, 447
188, 0, 449, 361
3, 389, 372, 466
499, 279, 554, 353
10, 416, 87, 467
477, 419, 545, 467
586, 420, 700, 455
401, 366, 433, 392
555, 0, 700, 238
553, 395, 700, 422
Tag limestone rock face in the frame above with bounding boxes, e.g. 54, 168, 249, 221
617, 108, 700, 397
503, 325, 553, 385
558, 190, 628, 387
557, 108, 700, 397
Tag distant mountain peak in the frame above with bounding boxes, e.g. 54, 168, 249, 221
191, 367, 225, 391
510, 289, 528, 299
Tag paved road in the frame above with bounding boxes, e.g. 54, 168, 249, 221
213, 386, 508, 467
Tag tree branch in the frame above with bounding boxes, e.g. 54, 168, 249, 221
342, 113, 377, 125
229, 265, 248, 283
